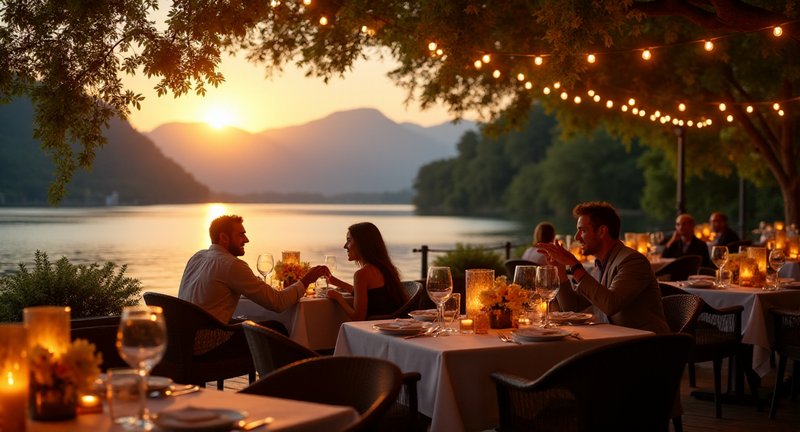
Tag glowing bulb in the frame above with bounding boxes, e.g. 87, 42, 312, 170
779, 109, 785, 116
773, 102, 781, 111
319, 16, 328, 25
642, 49, 652, 60
650, 115, 656, 121
654, 110, 661, 118
679, 120, 684, 126
687, 120, 694, 127
664, 115, 671, 121
593, 95, 601, 102
517, 73, 525, 81
492, 70, 501, 79
774, 26, 783, 37
525, 81, 533, 90
706, 119, 713, 126
270, 0, 280, 6
628, 98, 636, 106
436, 49, 443, 56
587, 90, 595, 97
303, 0, 311, 4
534, 56, 543, 66
697, 122, 703, 129
746, 105, 754, 113
718, 103, 726, 111
361, 25, 369, 33
474, 60, 482, 69
574, 96, 581, 104
678, 103, 686, 112
543, 87, 551, 95
482, 54, 491, 63
560, 92, 568, 100
606, 100, 614, 108
587, 54, 596, 64
704, 40, 714, 51
553, 82, 561, 89
428, 42, 437, 51
727, 114, 734, 122
632, 107, 639, 115
621, 105, 629, 112
672, 119, 679, 125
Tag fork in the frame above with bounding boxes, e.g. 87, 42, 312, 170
497, 333, 520, 344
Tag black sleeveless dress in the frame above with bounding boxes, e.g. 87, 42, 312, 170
366, 285, 401, 317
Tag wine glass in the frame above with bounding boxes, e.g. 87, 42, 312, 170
116, 305, 167, 430
769, 248, 787, 290
426, 267, 453, 332
323, 255, 337, 286
256, 253, 274, 282
710, 246, 729, 288
513, 265, 538, 320
535, 265, 560, 328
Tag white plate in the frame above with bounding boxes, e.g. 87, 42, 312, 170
511, 328, 571, 342
372, 321, 425, 336
548, 312, 593, 324
148, 376, 173, 391
685, 279, 714, 288
153, 406, 247, 432
688, 275, 716, 281
407, 309, 438, 321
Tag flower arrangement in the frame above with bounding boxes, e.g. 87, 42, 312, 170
479, 276, 530, 314
274, 260, 310, 286
29, 339, 102, 406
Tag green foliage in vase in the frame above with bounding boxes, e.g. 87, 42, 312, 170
0, 251, 142, 322
432, 244, 505, 279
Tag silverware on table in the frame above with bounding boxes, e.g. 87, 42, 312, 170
497, 333, 520, 344
236, 415, 274, 431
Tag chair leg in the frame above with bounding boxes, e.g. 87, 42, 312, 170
216, 379, 224, 390
712, 358, 723, 418
791, 359, 799, 401
688, 362, 696, 387
671, 415, 683, 432
769, 354, 788, 419
726, 355, 735, 393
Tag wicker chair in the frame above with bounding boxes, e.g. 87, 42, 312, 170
504, 259, 538, 278
367, 281, 424, 321
655, 255, 703, 281
491, 334, 693, 432
769, 309, 800, 419
143, 292, 256, 390
242, 320, 424, 431
662, 294, 704, 334
240, 356, 403, 432
71, 316, 127, 371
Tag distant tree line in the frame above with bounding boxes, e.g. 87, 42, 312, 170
413, 106, 784, 235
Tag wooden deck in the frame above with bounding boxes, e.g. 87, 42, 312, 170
218, 358, 799, 431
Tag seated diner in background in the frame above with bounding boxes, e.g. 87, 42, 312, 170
521, 221, 556, 265
326, 222, 407, 321
178, 214, 329, 324
709, 211, 741, 247
536, 201, 670, 334
662, 213, 713, 268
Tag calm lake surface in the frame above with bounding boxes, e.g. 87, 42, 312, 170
0, 203, 523, 296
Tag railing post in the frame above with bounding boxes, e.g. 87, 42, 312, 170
505, 242, 512, 259
420, 245, 429, 280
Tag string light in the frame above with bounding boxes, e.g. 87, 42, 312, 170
319, 16, 328, 26
587, 54, 596, 64
628, 98, 636, 106
534, 56, 543, 66
482, 54, 491, 63
474, 60, 482, 69
704, 40, 714, 51
779, 109, 785, 116
302, 0, 311, 4
435, 48, 443, 56
270, 0, 280, 6
621, 105, 629, 112
492, 70, 501, 79
678, 103, 686, 112
543, 86, 551, 95
718, 103, 726, 111
525, 81, 533, 90
593, 94, 601, 102
641, 49, 652, 60
553, 82, 561, 89
727, 114, 734, 122
632, 107, 639, 115
773, 102, 781, 110
606, 100, 614, 108
774, 26, 783, 37
587, 90, 595, 97
428, 42, 437, 51
746, 105, 754, 113
560, 91, 568, 100
574, 96, 582, 103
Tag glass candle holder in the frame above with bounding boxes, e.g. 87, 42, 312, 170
281, 251, 300, 265
0, 324, 28, 432
465, 269, 494, 319
747, 247, 767, 287
23, 306, 71, 357
739, 257, 757, 287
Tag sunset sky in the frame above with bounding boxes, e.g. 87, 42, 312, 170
122, 49, 462, 134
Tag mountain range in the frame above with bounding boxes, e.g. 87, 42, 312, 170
145, 108, 476, 195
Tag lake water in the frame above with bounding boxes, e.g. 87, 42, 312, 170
0, 203, 523, 296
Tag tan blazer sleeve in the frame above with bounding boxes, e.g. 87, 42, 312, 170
573, 251, 653, 316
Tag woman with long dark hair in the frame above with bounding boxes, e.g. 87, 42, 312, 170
327, 222, 407, 320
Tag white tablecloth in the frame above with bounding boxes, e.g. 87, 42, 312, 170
28, 388, 359, 432
334, 320, 651, 432
234, 295, 352, 350
677, 283, 800, 377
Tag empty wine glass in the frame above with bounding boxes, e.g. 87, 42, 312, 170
513, 265, 538, 317
256, 253, 274, 282
710, 246, 729, 288
769, 248, 786, 290
323, 255, 337, 286
535, 265, 560, 328
426, 266, 453, 332
116, 305, 167, 430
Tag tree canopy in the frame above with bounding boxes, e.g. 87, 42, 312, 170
2, 0, 799, 221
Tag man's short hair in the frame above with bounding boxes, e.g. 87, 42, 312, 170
572, 202, 621, 239
209, 215, 243, 244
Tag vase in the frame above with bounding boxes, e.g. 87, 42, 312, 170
29, 381, 77, 421
489, 308, 513, 329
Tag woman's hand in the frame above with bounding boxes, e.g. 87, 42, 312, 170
327, 289, 343, 301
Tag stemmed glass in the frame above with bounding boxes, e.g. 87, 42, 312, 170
426, 266, 453, 332
710, 246, 729, 288
513, 265, 538, 324
323, 255, 337, 287
116, 305, 167, 430
256, 253, 274, 282
769, 248, 787, 290
535, 265, 560, 328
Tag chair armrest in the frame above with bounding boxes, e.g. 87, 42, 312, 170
491, 371, 536, 390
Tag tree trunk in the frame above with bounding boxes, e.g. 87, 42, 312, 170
781, 177, 800, 226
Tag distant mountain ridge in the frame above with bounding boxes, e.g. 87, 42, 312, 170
145, 108, 476, 195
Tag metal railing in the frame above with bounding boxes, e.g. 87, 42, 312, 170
412, 242, 522, 279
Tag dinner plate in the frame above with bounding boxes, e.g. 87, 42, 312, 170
685, 279, 714, 288
511, 328, 571, 342
548, 312, 593, 324
407, 309, 457, 322
781, 281, 800, 289
372, 320, 425, 336
153, 406, 247, 432
148, 376, 173, 391
688, 275, 716, 281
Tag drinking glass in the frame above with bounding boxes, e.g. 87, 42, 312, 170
256, 253, 274, 282
513, 265, 538, 317
321, 255, 337, 287
426, 266, 453, 332
710, 246, 729, 288
769, 248, 787, 290
535, 265, 560, 328
116, 305, 167, 430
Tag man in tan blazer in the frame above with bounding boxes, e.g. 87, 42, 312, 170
536, 201, 670, 334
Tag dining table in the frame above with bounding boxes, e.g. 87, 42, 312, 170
234, 292, 353, 351
334, 320, 652, 432
669, 281, 800, 377
28, 387, 359, 431
778, 260, 800, 279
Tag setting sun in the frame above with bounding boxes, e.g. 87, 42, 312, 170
204, 106, 236, 129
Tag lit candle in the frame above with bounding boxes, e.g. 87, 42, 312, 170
775, 221, 785, 231
517, 317, 532, 328
788, 238, 799, 260
460, 318, 474, 334
23, 306, 71, 357
77, 394, 102, 414
739, 258, 755, 287
465, 269, 494, 318
0, 324, 28, 432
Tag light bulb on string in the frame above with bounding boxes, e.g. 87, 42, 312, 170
621, 105, 629, 112
664, 115, 671, 122
482, 54, 491, 63
560, 91, 568, 100
606, 100, 614, 108
303, 0, 311, 4
704, 40, 714, 51
593, 95, 601, 102
727, 114, 734, 122
678, 103, 686, 112
587, 54, 596, 64
492, 70, 501, 79
639, 110, 646, 117
428, 42, 437, 51
319, 16, 328, 26
534, 56, 543, 66
773, 102, 781, 111
654, 110, 661, 118
587, 89, 595, 97
706, 119, 713, 126
474, 60, 482, 69
687, 120, 694, 127
436, 49, 443, 56
642, 49, 652, 60
628, 98, 636, 106
779, 110, 785, 116
774, 26, 783, 37
574, 96, 582, 104
679, 120, 684, 126
632, 107, 639, 115
517, 73, 525, 81
543, 87, 551, 95
525, 81, 533, 90
553, 82, 561, 89
746, 105, 754, 113
718, 103, 726, 111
